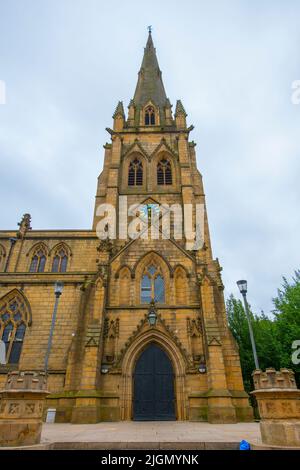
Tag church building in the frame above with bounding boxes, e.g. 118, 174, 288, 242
0, 32, 253, 423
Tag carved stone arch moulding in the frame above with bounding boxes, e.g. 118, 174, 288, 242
114, 264, 133, 280
173, 263, 190, 278
26, 242, 49, 272
133, 250, 172, 278
119, 327, 188, 420
122, 141, 150, 161
0, 288, 32, 326
26, 241, 49, 258
121, 150, 148, 191
141, 100, 160, 126
150, 139, 179, 161
151, 147, 179, 190
49, 241, 72, 257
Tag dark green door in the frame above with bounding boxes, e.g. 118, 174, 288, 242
133, 343, 176, 421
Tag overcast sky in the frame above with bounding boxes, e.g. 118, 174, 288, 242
0, 0, 299, 314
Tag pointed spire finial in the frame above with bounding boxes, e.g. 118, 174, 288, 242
132, 30, 168, 110
147, 25, 152, 34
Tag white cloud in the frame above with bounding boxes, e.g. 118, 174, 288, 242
0, 0, 299, 313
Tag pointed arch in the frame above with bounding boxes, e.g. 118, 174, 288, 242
0, 289, 31, 364
134, 251, 171, 304
120, 328, 187, 420
142, 100, 159, 127
118, 266, 131, 305
122, 150, 148, 191
133, 250, 172, 277
128, 157, 143, 186
51, 243, 71, 273
152, 150, 178, 190
28, 242, 48, 273
114, 264, 133, 279
144, 105, 155, 125
174, 265, 188, 305
157, 158, 172, 185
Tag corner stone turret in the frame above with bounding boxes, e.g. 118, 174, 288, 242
251, 368, 300, 448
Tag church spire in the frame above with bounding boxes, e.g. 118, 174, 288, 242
133, 30, 168, 109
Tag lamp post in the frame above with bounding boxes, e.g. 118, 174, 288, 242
44, 282, 64, 374
237, 280, 260, 370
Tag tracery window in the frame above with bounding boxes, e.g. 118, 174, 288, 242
157, 159, 172, 185
52, 246, 68, 273
141, 265, 165, 304
29, 245, 47, 273
128, 158, 143, 186
145, 106, 155, 125
0, 291, 29, 364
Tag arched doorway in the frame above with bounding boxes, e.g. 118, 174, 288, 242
133, 343, 176, 421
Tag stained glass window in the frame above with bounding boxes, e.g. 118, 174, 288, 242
29, 247, 47, 273
0, 291, 29, 364
141, 265, 165, 304
52, 247, 68, 273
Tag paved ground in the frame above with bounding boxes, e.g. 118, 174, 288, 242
41, 421, 261, 445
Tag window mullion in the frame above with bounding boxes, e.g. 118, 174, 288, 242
6, 327, 16, 362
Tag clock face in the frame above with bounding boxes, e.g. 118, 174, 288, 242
140, 203, 160, 220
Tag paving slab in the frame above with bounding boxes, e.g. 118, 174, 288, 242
40, 421, 260, 445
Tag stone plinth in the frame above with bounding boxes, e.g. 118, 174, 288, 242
0, 371, 49, 447
251, 368, 300, 447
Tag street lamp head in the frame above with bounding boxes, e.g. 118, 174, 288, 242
54, 281, 64, 297
237, 279, 247, 295
148, 300, 157, 326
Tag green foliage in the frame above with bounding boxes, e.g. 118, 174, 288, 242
227, 270, 300, 392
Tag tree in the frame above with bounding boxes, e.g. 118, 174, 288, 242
227, 270, 300, 391
272, 270, 300, 385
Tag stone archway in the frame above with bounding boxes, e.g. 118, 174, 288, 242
120, 329, 187, 420
133, 343, 175, 420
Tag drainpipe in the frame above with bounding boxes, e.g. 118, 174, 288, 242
4, 237, 17, 273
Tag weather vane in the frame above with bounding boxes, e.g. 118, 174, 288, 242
147, 25, 152, 33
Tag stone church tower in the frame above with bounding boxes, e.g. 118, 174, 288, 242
0, 32, 253, 423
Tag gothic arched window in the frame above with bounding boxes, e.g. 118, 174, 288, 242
141, 265, 165, 304
52, 245, 68, 273
0, 291, 30, 364
145, 106, 155, 125
128, 158, 143, 186
29, 245, 47, 273
157, 159, 172, 185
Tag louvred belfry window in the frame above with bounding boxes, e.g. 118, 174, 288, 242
157, 159, 172, 185
145, 106, 155, 125
128, 158, 143, 186
0, 291, 30, 364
